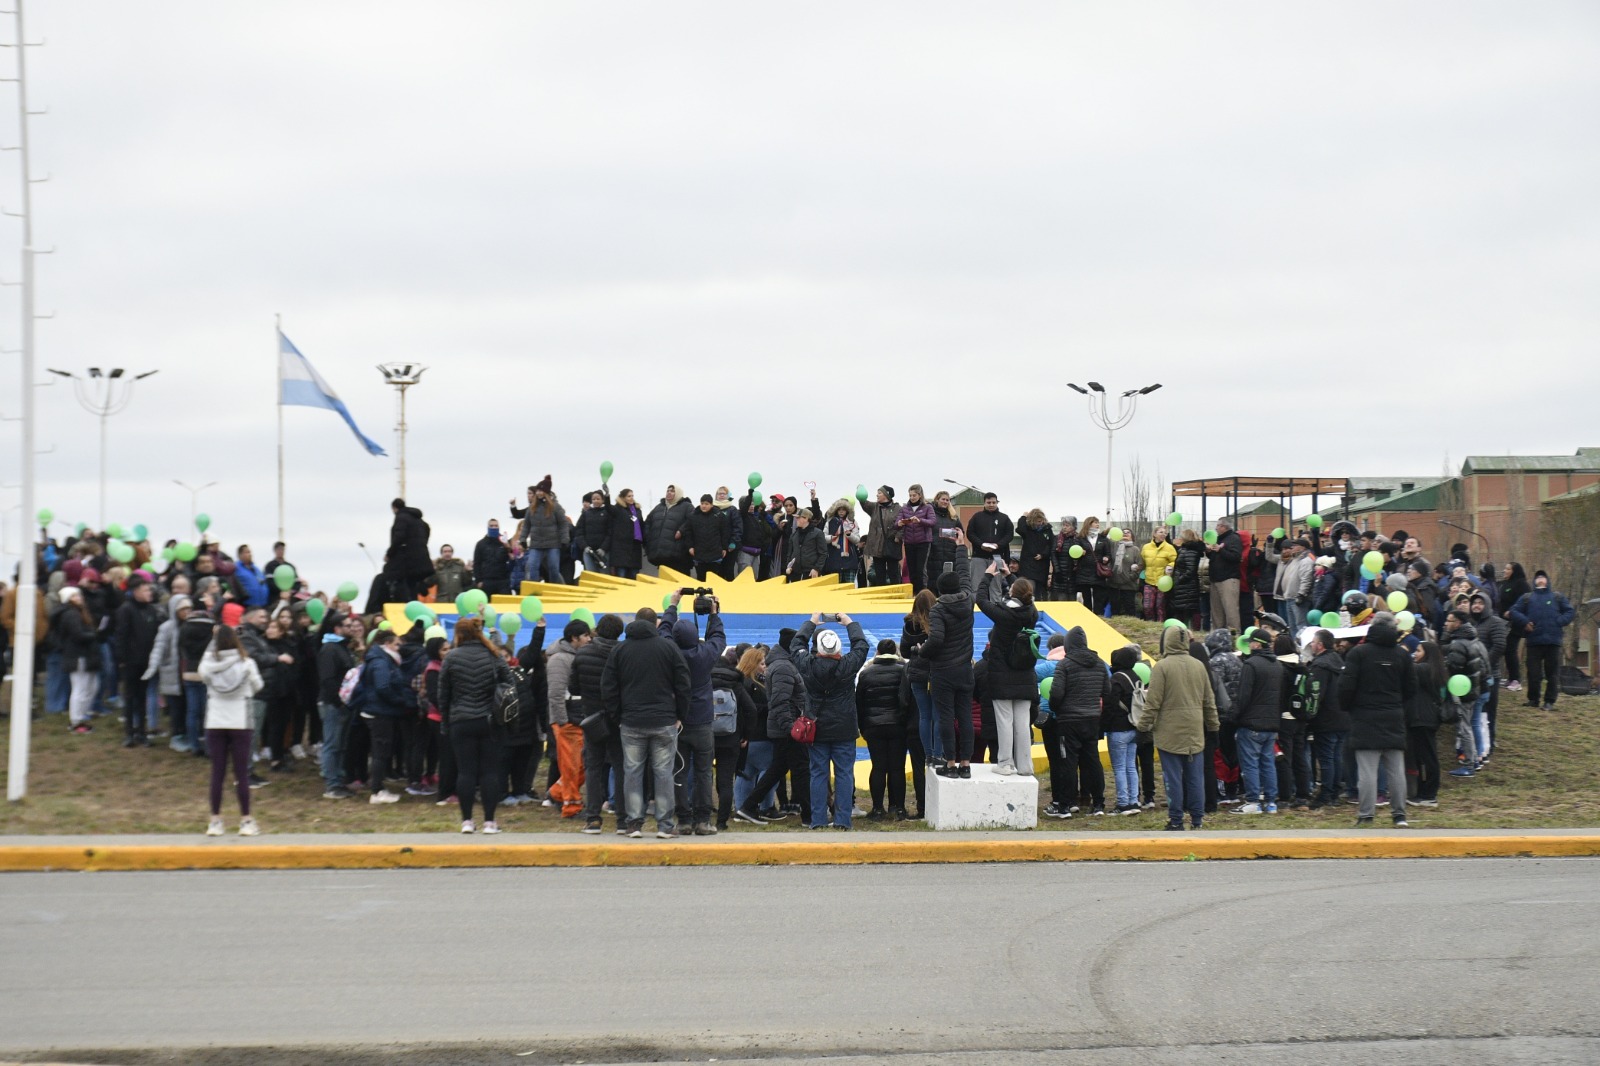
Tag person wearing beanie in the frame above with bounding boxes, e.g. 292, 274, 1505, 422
790, 611, 869, 829
860, 486, 902, 588
1227, 627, 1283, 814
920, 549, 977, 778
511, 477, 568, 586
856, 637, 911, 819
1508, 570, 1575, 711
51, 586, 99, 732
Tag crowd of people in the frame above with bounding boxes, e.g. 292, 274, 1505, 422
0, 478, 1580, 836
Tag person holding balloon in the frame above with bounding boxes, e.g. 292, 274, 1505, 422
603, 488, 646, 580
1139, 526, 1177, 622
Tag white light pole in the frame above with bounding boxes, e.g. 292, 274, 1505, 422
1066, 381, 1161, 520
48, 366, 158, 527
173, 479, 218, 531
377, 362, 425, 500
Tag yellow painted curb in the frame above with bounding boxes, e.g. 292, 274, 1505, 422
3, 835, 1599, 872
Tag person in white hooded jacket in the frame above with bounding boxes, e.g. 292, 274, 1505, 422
200, 624, 265, 836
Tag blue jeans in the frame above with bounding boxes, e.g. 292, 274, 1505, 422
911, 680, 942, 761
183, 680, 208, 749
1160, 749, 1205, 827
1107, 730, 1139, 808
809, 741, 856, 828
319, 700, 352, 789
44, 651, 69, 713
734, 739, 774, 812
1235, 727, 1278, 805
529, 547, 564, 585
95, 641, 117, 713
145, 685, 162, 733
614, 566, 640, 580
621, 723, 679, 831
582, 548, 608, 575
1472, 685, 1493, 758
1281, 601, 1304, 634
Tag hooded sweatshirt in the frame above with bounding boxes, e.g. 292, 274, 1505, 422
659, 606, 727, 726
601, 618, 691, 729
1340, 618, 1416, 750
1048, 627, 1109, 724
1202, 629, 1242, 718
141, 594, 190, 697
1134, 624, 1218, 754
200, 649, 263, 730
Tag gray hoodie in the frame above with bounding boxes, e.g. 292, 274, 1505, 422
142, 594, 191, 697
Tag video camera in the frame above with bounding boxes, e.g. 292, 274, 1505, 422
679, 587, 717, 616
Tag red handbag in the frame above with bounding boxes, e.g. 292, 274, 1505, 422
789, 714, 816, 744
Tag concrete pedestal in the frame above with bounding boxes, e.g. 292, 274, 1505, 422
925, 764, 1039, 830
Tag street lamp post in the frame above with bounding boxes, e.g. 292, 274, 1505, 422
173, 479, 218, 531
377, 362, 426, 500
48, 366, 158, 527
1066, 382, 1161, 521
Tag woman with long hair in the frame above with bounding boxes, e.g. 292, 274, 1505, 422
1499, 562, 1530, 691
261, 613, 298, 771
519, 477, 568, 585
900, 589, 940, 765
1407, 640, 1446, 807
52, 587, 99, 733
925, 490, 966, 591
1076, 516, 1111, 617
1171, 530, 1206, 629
604, 488, 646, 580
977, 561, 1039, 776
731, 647, 776, 817
200, 624, 264, 836
895, 485, 936, 594
1017, 509, 1053, 591
438, 617, 513, 833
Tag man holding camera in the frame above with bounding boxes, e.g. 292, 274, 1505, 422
660, 587, 727, 835
791, 612, 870, 829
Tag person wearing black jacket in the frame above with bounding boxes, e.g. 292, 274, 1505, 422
1048, 517, 1081, 603
384, 498, 433, 601
856, 639, 910, 819
966, 494, 1015, 567
710, 655, 758, 830
1074, 517, 1113, 618
503, 629, 548, 807
1017, 511, 1053, 591
791, 615, 870, 829
1498, 561, 1531, 689
601, 610, 691, 838
1206, 520, 1245, 632
644, 487, 693, 575
472, 520, 512, 595
178, 592, 218, 754
316, 614, 360, 798
1230, 628, 1282, 813
684, 495, 731, 582
736, 628, 812, 826
573, 613, 624, 834
1048, 627, 1109, 815
604, 488, 646, 579
576, 490, 612, 575
977, 564, 1039, 777
925, 492, 967, 590
921, 542, 976, 778
1305, 629, 1348, 809
784, 508, 827, 583
1406, 640, 1446, 807
438, 618, 513, 833
113, 578, 163, 746
1340, 616, 1416, 827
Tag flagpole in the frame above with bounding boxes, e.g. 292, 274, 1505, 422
276, 312, 285, 542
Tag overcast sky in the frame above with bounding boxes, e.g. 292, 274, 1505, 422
3, 1, 1598, 593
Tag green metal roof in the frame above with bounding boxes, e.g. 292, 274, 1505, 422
1461, 450, 1600, 475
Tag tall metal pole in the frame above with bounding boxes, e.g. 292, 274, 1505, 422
396, 383, 407, 500
8, 0, 39, 801
97, 405, 107, 527
1066, 382, 1161, 525
275, 313, 284, 541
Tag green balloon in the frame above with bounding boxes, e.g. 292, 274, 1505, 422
337, 581, 360, 603
1132, 662, 1151, 684
1361, 567, 1378, 581
1396, 610, 1416, 631
747, 472, 762, 490
1447, 674, 1472, 698
424, 624, 446, 642
1236, 635, 1250, 653
273, 565, 297, 591
1270, 527, 1285, 540
466, 589, 489, 614
1038, 676, 1052, 700
482, 607, 499, 630
855, 484, 869, 503
194, 513, 211, 532
1166, 511, 1183, 526
35, 507, 52, 525
499, 613, 523, 636
305, 599, 326, 624
520, 595, 544, 622
132, 524, 149, 542
161, 546, 176, 562
1306, 514, 1324, 529
1107, 527, 1123, 542
572, 607, 596, 629
377, 620, 392, 632
600, 460, 614, 481
1363, 551, 1384, 574
1203, 530, 1218, 545
74, 522, 87, 536
1163, 618, 1184, 628
1157, 575, 1173, 592
404, 601, 430, 621
175, 541, 198, 562
105, 522, 125, 539
1307, 610, 1323, 625
1386, 590, 1408, 613
662, 594, 672, 611
107, 539, 135, 563
1068, 545, 1085, 559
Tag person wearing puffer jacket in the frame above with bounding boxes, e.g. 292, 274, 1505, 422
790, 615, 870, 829
645, 485, 693, 576
977, 562, 1039, 777
735, 626, 811, 826
1230, 628, 1283, 814
823, 498, 860, 584
661, 593, 728, 835
921, 546, 976, 778
199, 624, 265, 837
1340, 616, 1416, 827
1047, 627, 1110, 815
1203, 628, 1243, 805
894, 485, 937, 594
511, 475, 569, 585
1508, 570, 1575, 711
143, 594, 192, 750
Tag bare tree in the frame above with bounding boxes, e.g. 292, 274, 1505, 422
1122, 456, 1155, 544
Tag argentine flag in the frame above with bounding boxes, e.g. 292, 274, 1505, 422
278, 330, 387, 456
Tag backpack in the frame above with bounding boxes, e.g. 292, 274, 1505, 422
338, 664, 364, 707
419, 660, 441, 720
493, 669, 521, 728
1129, 679, 1148, 724
1006, 626, 1042, 671
1288, 670, 1320, 721
711, 687, 740, 736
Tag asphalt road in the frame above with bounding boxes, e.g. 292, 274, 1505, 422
3, 859, 1599, 1065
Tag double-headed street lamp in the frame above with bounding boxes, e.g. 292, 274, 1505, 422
1066, 381, 1161, 521
48, 366, 158, 528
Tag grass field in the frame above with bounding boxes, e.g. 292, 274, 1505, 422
2, 620, 1596, 835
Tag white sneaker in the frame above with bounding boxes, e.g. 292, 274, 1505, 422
481, 821, 501, 835
460, 820, 475, 834
369, 790, 401, 804
205, 817, 224, 837
238, 816, 260, 837
290, 744, 307, 760
1234, 802, 1265, 814
994, 765, 1017, 776
541, 798, 554, 808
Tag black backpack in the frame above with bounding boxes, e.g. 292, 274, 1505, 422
494, 670, 522, 728
1288, 670, 1320, 721
1007, 626, 1042, 671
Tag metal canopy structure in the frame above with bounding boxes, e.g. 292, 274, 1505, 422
1170, 475, 1349, 530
